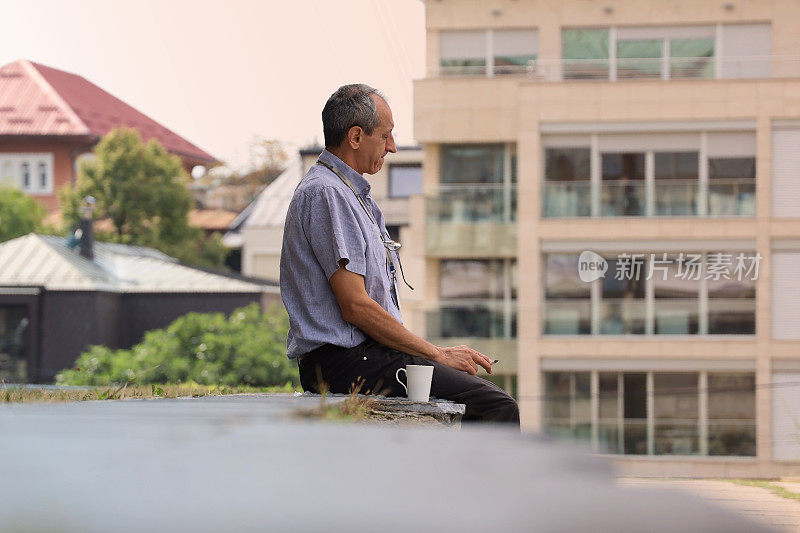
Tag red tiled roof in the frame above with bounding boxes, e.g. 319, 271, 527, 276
0, 59, 216, 164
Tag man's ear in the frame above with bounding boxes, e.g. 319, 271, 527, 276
346, 126, 362, 149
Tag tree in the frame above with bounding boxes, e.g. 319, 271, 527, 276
0, 186, 46, 243
60, 127, 227, 267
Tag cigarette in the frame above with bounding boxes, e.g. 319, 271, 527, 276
490, 359, 499, 365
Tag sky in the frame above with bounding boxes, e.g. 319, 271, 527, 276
0, 0, 426, 171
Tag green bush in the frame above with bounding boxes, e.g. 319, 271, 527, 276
56, 303, 298, 387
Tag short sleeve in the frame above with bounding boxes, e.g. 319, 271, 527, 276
303, 186, 367, 280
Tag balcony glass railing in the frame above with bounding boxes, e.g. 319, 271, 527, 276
655, 181, 698, 216
544, 180, 755, 218
708, 180, 755, 216
426, 299, 517, 339
429, 185, 517, 223
707, 298, 756, 335
432, 56, 800, 81
543, 182, 591, 217
601, 182, 646, 217
653, 298, 700, 334
599, 298, 647, 335
543, 300, 592, 335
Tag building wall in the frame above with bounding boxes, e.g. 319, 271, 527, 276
118, 292, 262, 348
0, 139, 85, 212
415, 0, 800, 476
33, 291, 264, 382
39, 291, 111, 381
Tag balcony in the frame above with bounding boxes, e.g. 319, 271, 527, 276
427, 185, 517, 257
431, 55, 800, 81
543, 179, 754, 218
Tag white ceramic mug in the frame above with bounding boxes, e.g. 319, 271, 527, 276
395, 364, 434, 402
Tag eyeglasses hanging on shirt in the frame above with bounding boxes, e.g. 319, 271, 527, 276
316, 160, 415, 293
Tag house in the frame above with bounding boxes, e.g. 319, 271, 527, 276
0, 228, 279, 384
224, 145, 423, 280
411, 0, 800, 476
0, 59, 217, 212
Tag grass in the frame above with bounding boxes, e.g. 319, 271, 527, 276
297, 377, 378, 422
0, 381, 301, 404
727, 479, 800, 502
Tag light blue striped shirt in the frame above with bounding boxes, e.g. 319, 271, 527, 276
279, 150, 402, 358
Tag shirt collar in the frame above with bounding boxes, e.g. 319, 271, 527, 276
318, 149, 371, 196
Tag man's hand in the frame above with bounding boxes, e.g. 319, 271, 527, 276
329, 262, 494, 376
433, 345, 493, 376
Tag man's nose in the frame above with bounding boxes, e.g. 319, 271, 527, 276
386, 133, 397, 153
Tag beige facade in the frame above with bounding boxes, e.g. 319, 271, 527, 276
412, 0, 800, 476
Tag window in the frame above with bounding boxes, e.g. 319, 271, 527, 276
543, 254, 591, 334
543, 148, 591, 217
562, 28, 610, 79
0, 306, 29, 383
707, 254, 756, 334
436, 144, 516, 223
670, 38, 714, 79
601, 152, 645, 216
655, 152, 699, 216
439, 30, 486, 76
617, 39, 662, 79
600, 255, 647, 334
563, 25, 717, 81
623, 373, 648, 454
38, 162, 47, 189
544, 372, 592, 440
708, 373, 756, 456
543, 252, 756, 336
439, 29, 538, 76
388, 164, 422, 198
544, 370, 756, 457
0, 153, 53, 194
21, 162, 30, 189
441, 144, 504, 184
708, 157, 756, 216
493, 29, 538, 75
432, 259, 516, 339
652, 254, 700, 334
598, 372, 621, 453
653, 373, 699, 455
542, 132, 754, 219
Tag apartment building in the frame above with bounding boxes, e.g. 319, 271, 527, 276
410, 0, 800, 476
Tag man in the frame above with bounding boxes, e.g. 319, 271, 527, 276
280, 84, 519, 424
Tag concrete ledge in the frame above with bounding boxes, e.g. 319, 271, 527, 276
295, 392, 465, 427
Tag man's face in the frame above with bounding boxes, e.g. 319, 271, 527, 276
357, 94, 397, 175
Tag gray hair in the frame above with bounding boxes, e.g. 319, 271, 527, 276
322, 84, 386, 148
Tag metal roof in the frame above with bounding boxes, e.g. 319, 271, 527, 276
221, 156, 303, 247
0, 234, 266, 293
0, 59, 216, 164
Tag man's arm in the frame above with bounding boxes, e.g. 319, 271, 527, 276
329, 262, 492, 376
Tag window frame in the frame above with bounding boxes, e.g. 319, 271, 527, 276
0, 153, 54, 195
542, 251, 757, 337
387, 163, 423, 199
543, 369, 756, 457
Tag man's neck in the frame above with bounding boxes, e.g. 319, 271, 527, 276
326, 146, 361, 175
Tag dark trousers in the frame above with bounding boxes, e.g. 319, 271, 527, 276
298, 338, 520, 426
